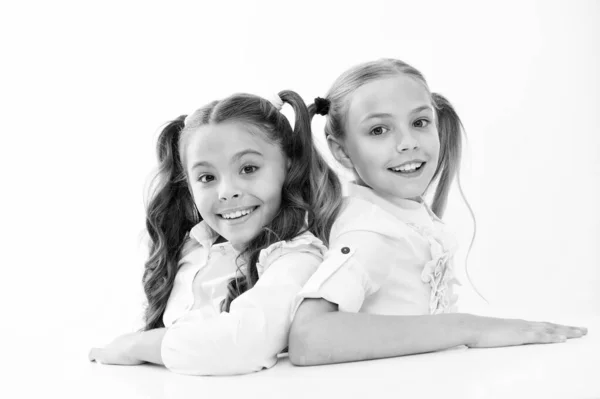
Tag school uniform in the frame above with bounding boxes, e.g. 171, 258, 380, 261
161, 221, 326, 375
294, 183, 459, 318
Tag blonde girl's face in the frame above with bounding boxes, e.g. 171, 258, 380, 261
185, 121, 287, 250
332, 74, 440, 204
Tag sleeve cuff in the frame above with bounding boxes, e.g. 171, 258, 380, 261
291, 247, 368, 320
160, 310, 275, 376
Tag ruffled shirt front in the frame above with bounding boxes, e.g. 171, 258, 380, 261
161, 221, 326, 376
294, 183, 459, 318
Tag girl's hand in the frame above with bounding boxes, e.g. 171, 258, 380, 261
465, 315, 588, 348
88, 332, 144, 366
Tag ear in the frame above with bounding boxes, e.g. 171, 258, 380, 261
327, 135, 354, 169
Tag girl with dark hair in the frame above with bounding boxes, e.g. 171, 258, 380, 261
89, 91, 342, 375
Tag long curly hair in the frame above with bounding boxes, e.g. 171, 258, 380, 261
309, 58, 463, 218
141, 91, 342, 329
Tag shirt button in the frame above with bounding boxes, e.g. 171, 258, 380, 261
341, 247, 350, 254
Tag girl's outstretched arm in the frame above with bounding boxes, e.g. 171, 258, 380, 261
88, 328, 165, 366
90, 248, 322, 374
288, 298, 587, 366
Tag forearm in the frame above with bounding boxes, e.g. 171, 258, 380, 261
289, 311, 476, 366
130, 328, 166, 365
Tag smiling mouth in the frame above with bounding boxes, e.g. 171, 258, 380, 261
388, 162, 425, 173
218, 206, 258, 220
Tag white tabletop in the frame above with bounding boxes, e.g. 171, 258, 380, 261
9, 315, 597, 399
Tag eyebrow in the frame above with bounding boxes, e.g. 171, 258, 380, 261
190, 149, 263, 170
361, 112, 393, 123
232, 149, 263, 163
361, 105, 434, 123
410, 105, 434, 114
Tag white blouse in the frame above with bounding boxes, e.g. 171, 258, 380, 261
294, 183, 459, 318
161, 221, 326, 375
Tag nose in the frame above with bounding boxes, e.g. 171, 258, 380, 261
218, 178, 241, 201
395, 129, 419, 153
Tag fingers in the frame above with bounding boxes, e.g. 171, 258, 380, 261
547, 333, 567, 343
88, 348, 103, 363
540, 322, 587, 339
525, 329, 564, 345
526, 321, 587, 344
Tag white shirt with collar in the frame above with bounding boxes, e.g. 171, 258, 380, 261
161, 221, 326, 376
295, 183, 459, 318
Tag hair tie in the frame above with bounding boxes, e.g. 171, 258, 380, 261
267, 94, 284, 111
314, 97, 330, 116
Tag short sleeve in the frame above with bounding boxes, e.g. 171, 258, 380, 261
293, 230, 403, 315
256, 231, 327, 277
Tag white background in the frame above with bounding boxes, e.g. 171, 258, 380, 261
1, 0, 598, 372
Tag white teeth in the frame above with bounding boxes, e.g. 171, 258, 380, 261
221, 207, 254, 219
392, 162, 423, 172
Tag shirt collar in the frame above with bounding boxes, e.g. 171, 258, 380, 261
189, 221, 222, 246
346, 182, 435, 226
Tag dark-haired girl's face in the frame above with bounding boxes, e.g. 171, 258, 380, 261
185, 121, 287, 250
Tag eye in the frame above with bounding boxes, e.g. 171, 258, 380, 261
413, 118, 430, 128
198, 174, 215, 183
241, 165, 258, 174
369, 126, 389, 136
